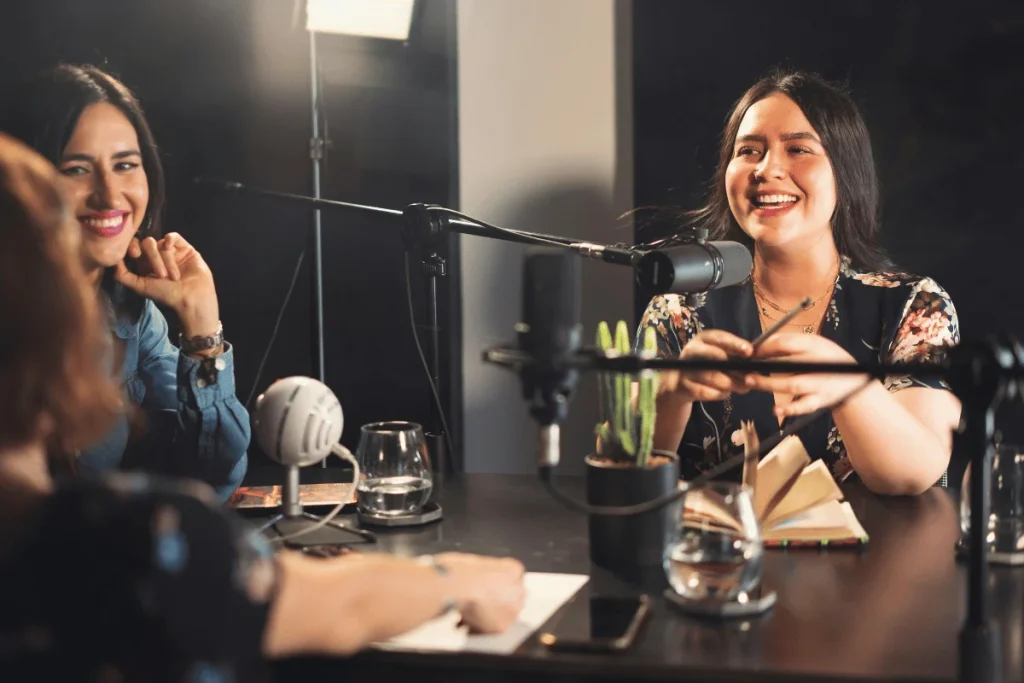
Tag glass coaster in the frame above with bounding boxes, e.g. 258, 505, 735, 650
955, 537, 1024, 566
357, 501, 443, 528
663, 587, 777, 618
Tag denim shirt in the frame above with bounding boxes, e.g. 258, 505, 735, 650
77, 284, 250, 502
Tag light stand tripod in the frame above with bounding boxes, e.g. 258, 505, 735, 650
308, 29, 327, 393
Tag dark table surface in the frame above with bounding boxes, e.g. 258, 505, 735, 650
267, 474, 1024, 683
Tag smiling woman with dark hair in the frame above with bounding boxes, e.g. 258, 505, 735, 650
1, 64, 249, 500
641, 69, 961, 495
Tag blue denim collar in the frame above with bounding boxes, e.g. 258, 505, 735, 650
102, 283, 138, 340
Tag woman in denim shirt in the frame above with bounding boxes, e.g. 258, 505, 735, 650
3, 64, 249, 501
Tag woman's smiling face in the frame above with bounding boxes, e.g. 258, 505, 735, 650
725, 92, 837, 251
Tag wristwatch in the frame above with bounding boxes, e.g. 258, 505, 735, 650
416, 555, 457, 615
179, 322, 224, 355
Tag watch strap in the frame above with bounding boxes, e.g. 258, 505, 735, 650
180, 322, 224, 355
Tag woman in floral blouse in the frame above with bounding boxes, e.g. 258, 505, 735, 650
641, 69, 960, 495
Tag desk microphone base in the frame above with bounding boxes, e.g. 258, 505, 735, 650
664, 587, 776, 619
259, 511, 377, 544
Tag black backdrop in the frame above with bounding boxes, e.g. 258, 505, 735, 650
632, 0, 1024, 486
2, 0, 1022, 484
0, 0, 461, 476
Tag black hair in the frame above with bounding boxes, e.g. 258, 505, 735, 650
0, 63, 166, 318
691, 68, 891, 271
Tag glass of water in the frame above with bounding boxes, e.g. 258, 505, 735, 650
961, 444, 1024, 557
665, 482, 763, 602
355, 421, 433, 517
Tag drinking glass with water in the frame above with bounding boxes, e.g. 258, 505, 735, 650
961, 444, 1024, 558
665, 482, 764, 602
356, 421, 433, 517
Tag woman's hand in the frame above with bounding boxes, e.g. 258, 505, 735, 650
660, 330, 753, 403
744, 333, 865, 419
435, 552, 526, 634
114, 233, 221, 337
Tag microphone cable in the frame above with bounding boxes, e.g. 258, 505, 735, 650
403, 251, 457, 473
245, 248, 307, 409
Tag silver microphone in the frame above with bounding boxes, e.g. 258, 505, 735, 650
253, 376, 362, 542
254, 376, 344, 468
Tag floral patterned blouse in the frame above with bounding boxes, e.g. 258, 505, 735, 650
637, 257, 960, 483
0, 473, 277, 683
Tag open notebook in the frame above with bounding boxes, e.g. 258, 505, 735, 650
684, 422, 868, 547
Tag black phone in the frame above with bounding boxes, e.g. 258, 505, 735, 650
539, 595, 650, 653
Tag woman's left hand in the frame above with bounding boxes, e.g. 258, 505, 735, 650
114, 233, 221, 337
743, 333, 865, 419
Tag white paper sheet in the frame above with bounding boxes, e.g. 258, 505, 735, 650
374, 572, 589, 654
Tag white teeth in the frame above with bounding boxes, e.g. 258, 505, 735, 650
755, 194, 798, 205
82, 216, 124, 228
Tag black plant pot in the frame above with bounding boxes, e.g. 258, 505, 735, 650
585, 451, 681, 571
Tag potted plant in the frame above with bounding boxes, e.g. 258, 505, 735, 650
587, 321, 681, 571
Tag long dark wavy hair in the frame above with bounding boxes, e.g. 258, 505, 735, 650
688, 68, 891, 272
0, 63, 166, 318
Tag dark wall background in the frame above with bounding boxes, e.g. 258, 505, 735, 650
3, 0, 1019, 486
0, 0, 461, 477
632, 0, 1024, 486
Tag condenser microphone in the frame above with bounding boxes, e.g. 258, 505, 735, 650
635, 241, 752, 295
252, 376, 371, 543
518, 247, 583, 469
254, 376, 345, 467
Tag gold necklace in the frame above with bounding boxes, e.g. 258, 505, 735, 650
756, 301, 822, 334
752, 275, 835, 315
752, 264, 837, 335
752, 263, 837, 314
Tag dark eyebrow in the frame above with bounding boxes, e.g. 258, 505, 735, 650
59, 150, 142, 163
735, 132, 821, 144
780, 132, 821, 143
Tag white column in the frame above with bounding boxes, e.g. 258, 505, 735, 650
457, 0, 634, 473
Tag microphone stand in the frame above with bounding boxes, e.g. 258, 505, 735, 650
195, 179, 643, 477
484, 338, 1023, 683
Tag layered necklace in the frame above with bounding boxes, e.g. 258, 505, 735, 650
752, 261, 838, 335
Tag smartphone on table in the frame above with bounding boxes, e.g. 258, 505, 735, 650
538, 595, 651, 653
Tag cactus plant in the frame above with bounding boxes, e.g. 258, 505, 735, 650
595, 321, 658, 467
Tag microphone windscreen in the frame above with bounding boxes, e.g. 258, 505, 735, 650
253, 376, 343, 467
521, 247, 582, 361
712, 241, 754, 289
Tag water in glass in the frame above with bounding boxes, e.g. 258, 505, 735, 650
355, 421, 433, 517
665, 482, 763, 601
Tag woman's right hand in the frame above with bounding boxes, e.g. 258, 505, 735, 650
659, 330, 753, 402
435, 552, 526, 633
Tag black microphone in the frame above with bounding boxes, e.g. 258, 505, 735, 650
635, 241, 752, 295
518, 247, 582, 469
